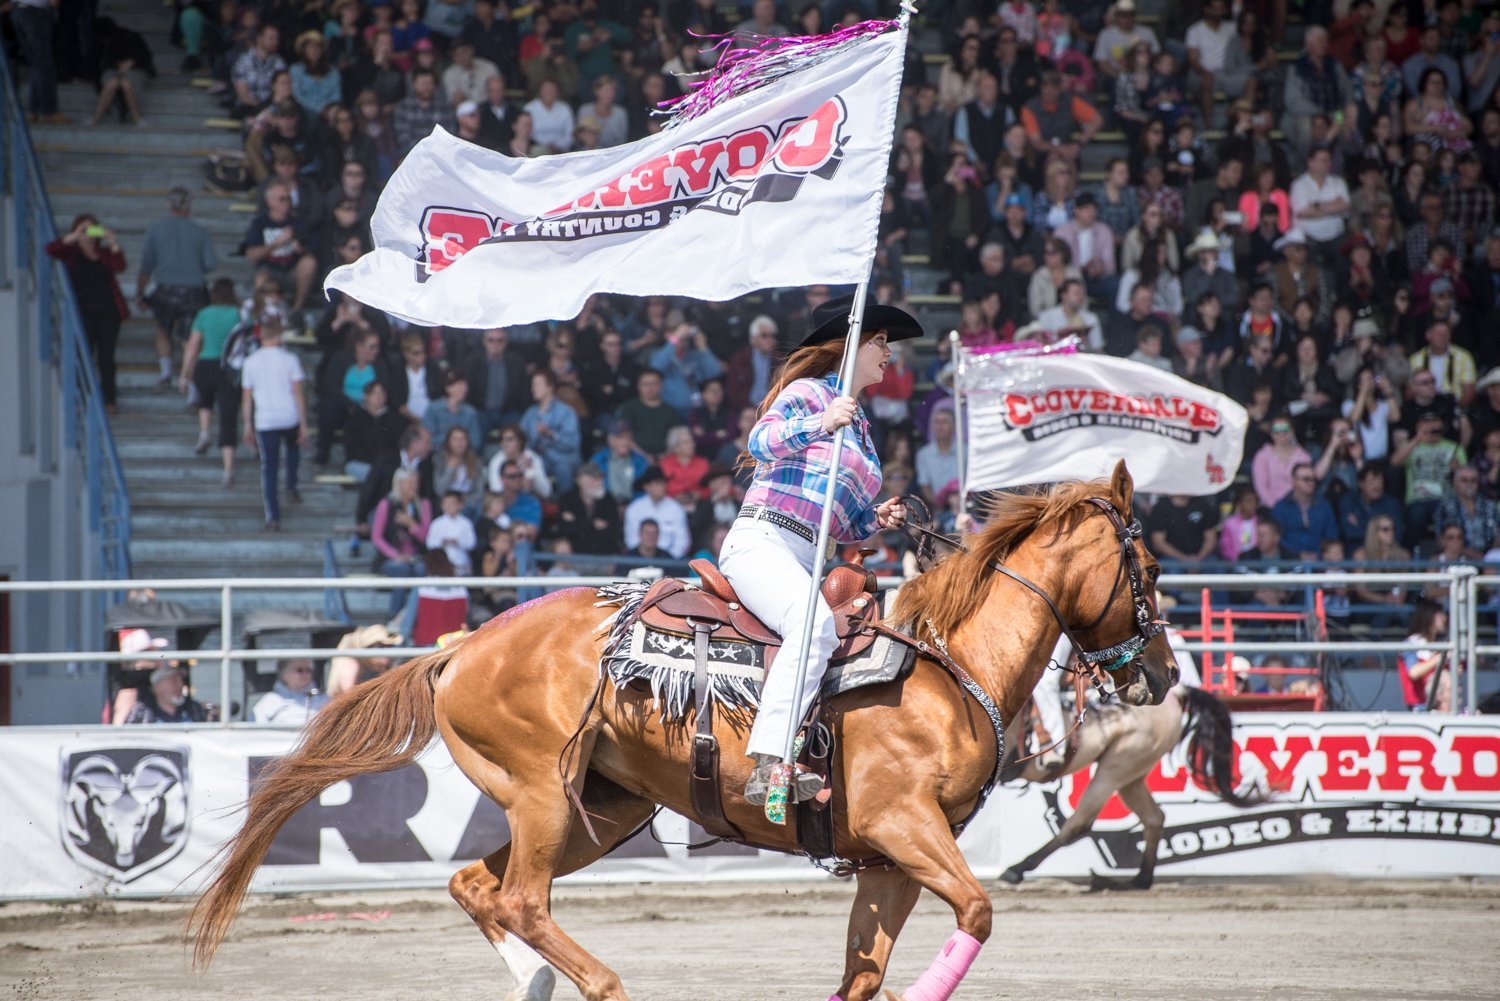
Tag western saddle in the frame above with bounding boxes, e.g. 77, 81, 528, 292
637, 554, 884, 661
630, 553, 884, 850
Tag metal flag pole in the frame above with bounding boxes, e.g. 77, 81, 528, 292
763, 0, 916, 824
949, 330, 967, 522
764, 281, 869, 824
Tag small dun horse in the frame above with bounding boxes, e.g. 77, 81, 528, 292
1000, 684, 1259, 890
190, 463, 1177, 1001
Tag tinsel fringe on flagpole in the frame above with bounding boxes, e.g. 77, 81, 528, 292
659, 11, 908, 127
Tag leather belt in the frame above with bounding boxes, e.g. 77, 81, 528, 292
738, 505, 817, 544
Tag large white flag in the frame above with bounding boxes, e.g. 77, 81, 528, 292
962, 351, 1248, 496
324, 25, 907, 328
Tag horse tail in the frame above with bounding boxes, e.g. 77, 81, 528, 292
188, 644, 457, 967
1179, 686, 1262, 809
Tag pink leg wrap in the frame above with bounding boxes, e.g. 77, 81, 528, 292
901, 930, 983, 1001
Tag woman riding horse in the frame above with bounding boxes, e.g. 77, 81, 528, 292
191, 463, 1178, 1001
723, 294, 924, 805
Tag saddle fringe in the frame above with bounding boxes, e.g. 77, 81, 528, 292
597, 583, 762, 719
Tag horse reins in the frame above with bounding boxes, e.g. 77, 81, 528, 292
898, 496, 1168, 766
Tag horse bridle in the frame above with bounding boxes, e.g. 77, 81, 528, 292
903, 495, 1166, 690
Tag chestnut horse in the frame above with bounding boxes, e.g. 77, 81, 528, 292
999, 685, 1259, 890
190, 463, 1177, 1001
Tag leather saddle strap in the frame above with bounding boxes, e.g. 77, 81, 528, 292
795, 707, 837, 860
689, 621, 741, 841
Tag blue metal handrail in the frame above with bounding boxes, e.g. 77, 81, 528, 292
0, 49, 131, 579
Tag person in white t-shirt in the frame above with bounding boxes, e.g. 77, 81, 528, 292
1288, 147, 1351, 268
240, 312, 307, 531
522, 77, 575, 154
1185, 0, 1236, 125
427, 490, 478, 575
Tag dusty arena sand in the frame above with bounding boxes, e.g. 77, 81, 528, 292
1, 879, 1496, 1000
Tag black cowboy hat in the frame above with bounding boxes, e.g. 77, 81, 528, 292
800, 294, 925, 349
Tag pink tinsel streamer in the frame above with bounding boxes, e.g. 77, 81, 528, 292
659, 18, 902, 127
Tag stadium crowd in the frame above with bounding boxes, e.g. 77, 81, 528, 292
19, 0, 1500, 656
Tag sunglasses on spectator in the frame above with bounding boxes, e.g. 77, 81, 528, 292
1272, 422, 1291, 432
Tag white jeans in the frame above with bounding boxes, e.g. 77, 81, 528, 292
718, 519, 838, 759
1033, 636, 1071, 743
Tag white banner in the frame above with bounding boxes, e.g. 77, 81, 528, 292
999, 713, 1500, 880
2, 714, 1494, 900
324, 26, 906, 328
961, 352, 1248, 495
0, 725, 1000, 900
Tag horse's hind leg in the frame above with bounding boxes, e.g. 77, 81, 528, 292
835, 868, 920, 1001
1000, 765, 1122, 884
444, 726, 636, 1001
1114, 777, 1165, 889
450, 772, 655, 1001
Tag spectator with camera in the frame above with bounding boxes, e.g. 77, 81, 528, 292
48, 214, 129, 415
1394, 411, 1467, 550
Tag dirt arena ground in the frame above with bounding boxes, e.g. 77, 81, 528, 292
1, 879, 1496, 1000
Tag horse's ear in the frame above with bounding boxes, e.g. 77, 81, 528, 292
1110, 459, 1135, 516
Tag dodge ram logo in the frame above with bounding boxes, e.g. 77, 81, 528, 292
60, 747, 189, 883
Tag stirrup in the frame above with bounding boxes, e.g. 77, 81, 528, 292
743, 762, 825, 806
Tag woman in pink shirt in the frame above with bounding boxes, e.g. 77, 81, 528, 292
1238, 163, 1291, 235
1251, 414, 1311, 507
1218, 485, 1262, 560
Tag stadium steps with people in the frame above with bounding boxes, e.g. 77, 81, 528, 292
36, 0, 1278, 615
28, 0, 381, 620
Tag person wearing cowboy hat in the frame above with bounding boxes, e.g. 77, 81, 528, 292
326, 624, 406, 697
719, 294, 924, 806
1180, 228, 1238, 321
622, 465, 691, 558
291, 31, 341, 116
1271, 228, 1333, 324
1092, 0, 1160, 81
123, 663, 208, 724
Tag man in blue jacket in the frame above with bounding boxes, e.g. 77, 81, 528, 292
1272, 463, 1339, 559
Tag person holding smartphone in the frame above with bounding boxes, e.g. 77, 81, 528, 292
45, 215, 128, 414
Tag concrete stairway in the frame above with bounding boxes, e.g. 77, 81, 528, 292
30, 0, 377, 623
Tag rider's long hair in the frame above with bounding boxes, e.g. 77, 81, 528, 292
738, 329, 881, 471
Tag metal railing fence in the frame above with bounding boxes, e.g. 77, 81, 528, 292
0, 566, 1493, 721
0, 44, 132, 580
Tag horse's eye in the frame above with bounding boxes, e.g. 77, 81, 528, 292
1148, 566, 1161, 583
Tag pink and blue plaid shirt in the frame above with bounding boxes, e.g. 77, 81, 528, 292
743, 373, 882, 543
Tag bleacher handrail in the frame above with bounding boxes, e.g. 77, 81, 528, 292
0, 45, 132, 581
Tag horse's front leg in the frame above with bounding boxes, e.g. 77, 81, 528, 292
862, 800, 990, 1001
832, 867, 921, 1001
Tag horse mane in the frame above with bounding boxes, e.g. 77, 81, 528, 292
894, 477, 1115, 639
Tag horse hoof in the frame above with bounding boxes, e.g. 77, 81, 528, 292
999, 867, 1023, 885
1088, 871, 1145, 892
503, 967, 556, 1001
